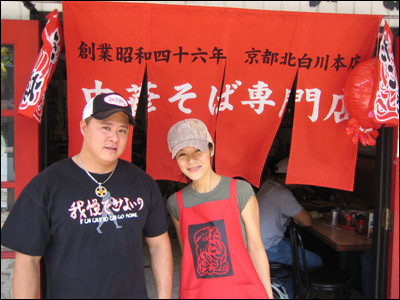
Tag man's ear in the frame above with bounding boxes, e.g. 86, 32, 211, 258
80, 120, 87, 137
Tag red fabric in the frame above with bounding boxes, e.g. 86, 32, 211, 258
145, 4, 227, 181
287, 13, 382, 191
373, 21, 399, 126
63, 1, 147, 160
63, 1, 382, 190
18, 9, 63, 124
177, 180, 268, 299
215, 10, 300, 187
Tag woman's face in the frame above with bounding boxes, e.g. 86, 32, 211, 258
175, 146, 213, 182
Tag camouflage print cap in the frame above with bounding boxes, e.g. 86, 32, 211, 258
167, 118, 214, 159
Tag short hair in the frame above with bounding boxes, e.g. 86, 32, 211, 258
84, 116, 93, 125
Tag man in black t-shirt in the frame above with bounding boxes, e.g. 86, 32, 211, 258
1, 93, 173, 299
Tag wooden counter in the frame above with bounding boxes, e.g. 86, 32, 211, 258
306, 217, 372, 252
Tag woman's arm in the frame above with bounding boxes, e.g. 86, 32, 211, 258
241, 195, 274, 299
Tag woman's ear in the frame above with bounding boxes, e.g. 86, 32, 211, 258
209, 144, 215, 157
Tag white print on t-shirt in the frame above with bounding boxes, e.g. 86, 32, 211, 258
68, 194, 144, 233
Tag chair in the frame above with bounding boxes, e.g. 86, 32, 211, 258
270, 262, 293, 299
268, 222, 297, 299
269, 262, 293, 280
288, 219, 353, 299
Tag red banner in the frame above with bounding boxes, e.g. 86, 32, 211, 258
63, 1, 382, 190
63, 2, 147, 160
146, 4, 228, 181
215, 10, 300, 186
18, 9, 63, 124
287, 13, 382, 190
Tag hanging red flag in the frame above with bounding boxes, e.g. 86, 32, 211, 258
18, 9, 63, 124
374, 21, 399, 126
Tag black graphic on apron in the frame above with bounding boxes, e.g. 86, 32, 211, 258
188, 220, 233, 279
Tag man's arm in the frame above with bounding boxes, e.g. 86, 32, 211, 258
293, 208, 312, 227
13, 252, 41, 299
145, 231, 173, 299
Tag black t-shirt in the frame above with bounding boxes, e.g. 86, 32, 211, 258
1, 158, 168, 299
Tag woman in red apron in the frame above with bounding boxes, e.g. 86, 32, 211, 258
166, 118, 273, 299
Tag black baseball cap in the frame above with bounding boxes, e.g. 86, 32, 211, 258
82, 92, 135, 125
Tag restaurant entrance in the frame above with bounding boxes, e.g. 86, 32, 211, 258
1, 13, 398, 300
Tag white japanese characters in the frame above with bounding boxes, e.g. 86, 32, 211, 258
81, 79, 349, 123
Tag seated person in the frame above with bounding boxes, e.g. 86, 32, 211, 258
257, 158, 323, 297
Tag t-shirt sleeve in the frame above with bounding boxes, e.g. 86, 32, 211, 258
143, 178, 169, 238
281, 189, 304, 217
1, 182, 51, 256
236, 179, 255, 212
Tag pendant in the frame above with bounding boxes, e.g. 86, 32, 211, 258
95, 185, 108, 197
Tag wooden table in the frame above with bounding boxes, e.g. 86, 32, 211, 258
306, 217, 372, 252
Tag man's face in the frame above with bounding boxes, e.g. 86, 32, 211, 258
81, 112, 130, 165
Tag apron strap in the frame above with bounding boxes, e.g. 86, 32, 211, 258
229, 179, 237, 202
176, 190, 184, 212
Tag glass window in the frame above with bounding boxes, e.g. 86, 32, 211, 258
1, 117, 15, 182
1, 188, 15, 230
1, 44, 15, 238
1, 44, 14, 110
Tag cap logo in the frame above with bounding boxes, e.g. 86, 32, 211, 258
104, 94, 128, 107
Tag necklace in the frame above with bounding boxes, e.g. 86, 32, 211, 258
77, 154, 116, 197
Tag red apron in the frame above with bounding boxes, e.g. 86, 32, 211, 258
177, 179, 268, 299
